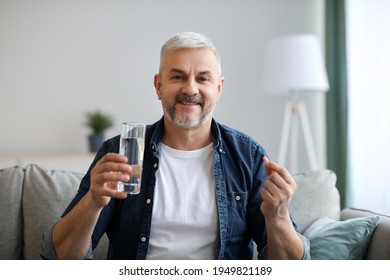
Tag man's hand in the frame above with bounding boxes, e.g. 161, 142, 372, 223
260, 157, 304, 259
88, 153, 131, 208
260, 156, 297, 221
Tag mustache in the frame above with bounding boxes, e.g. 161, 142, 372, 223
175, 94, 204, 105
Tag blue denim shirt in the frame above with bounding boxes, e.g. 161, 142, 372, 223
42, 117, 309, 260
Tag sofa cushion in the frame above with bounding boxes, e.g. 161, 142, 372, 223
22, 164, 83, 259
290, 169, 340, 233
22, 164, 109, 259
303, 215, 379, 259
0, 166, 24, 259
341, 208, 390, 259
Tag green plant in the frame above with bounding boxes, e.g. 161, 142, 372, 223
85, 110, 114, 134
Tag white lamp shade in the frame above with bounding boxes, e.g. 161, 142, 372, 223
262, 34, 330, 95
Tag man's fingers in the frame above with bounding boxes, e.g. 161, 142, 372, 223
97, 170, 130, 184
263, 156, 273, 176
94, 161, 132, 175
99, 152, 128, 164
263, 156, 293, 185
93, 153, 131, 174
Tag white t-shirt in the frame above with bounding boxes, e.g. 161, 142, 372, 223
146, 142, 218, 259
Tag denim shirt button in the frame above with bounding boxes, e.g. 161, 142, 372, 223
146, 198, 151, 204
235, 195, 241, 201
153, 163, 158, 168
141, 236, 147, 242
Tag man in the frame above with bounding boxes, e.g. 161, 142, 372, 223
41, 32, 310, 260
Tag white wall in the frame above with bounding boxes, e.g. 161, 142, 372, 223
0, 0, 326, 173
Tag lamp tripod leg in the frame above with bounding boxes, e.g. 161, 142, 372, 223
297, 102, 318, 171
278, 102, 293, 167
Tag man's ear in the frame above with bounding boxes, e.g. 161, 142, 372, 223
217, 76, 225, 101
154, 74, 162, 100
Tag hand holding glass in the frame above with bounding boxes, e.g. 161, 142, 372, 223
117, 122, 146, 195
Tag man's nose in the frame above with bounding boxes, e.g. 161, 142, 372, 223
181, 79, 198, 96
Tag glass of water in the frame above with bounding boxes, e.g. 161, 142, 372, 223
117, 122, 146, 195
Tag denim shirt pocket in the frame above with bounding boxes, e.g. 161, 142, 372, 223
226, 191, 248, 239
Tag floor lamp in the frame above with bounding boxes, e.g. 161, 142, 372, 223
262, 34, 329, 173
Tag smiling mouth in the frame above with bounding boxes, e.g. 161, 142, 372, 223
176, 94, 203, 106
179, 101, 200, 106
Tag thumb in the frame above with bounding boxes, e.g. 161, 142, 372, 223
263, 156, 273, 176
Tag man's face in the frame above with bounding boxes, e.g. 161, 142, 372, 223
154, 48, 224, 129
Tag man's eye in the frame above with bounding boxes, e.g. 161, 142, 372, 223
198, 76, 210, 82
172, 75, 184, 80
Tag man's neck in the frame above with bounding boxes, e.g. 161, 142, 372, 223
162, 117, 213, 151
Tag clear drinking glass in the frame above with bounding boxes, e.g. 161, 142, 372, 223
117, 122, 146, 195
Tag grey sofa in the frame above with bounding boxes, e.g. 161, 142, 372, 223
290, 170, 390, 259
0, 164, 389, 260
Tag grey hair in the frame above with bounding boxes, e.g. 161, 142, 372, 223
159, 32, 221, 75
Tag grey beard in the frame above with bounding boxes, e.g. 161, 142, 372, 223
166, 94, 210, 129
163, 93, 213, 129
165, 106, 207, 129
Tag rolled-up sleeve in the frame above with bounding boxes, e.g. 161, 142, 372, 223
257, 232, 311, 260
40, 219, 93, 260
298, 232, 311, 260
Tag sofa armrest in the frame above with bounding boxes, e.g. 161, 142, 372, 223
341, 208, 390, 259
